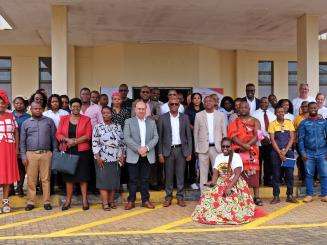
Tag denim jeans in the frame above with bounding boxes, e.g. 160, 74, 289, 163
305, 152, 327, 196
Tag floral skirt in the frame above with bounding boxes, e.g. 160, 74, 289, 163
192, 176, 255, 225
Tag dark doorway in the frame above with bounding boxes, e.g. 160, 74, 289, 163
132, 87, 192, 104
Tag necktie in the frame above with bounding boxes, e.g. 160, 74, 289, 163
263, 110, 269, 131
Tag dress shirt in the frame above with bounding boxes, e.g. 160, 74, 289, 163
81, 104, 103, 128
161, 103, 184, 115
13, 111, 31, 131
252, 108, 276, 136
246, 97, 257, 116
20, 116, 57, 161
43, 109, 69, 128
318, 106, 327, 119
284, 113, 295, 121
206, 112, 215, 144
170, 112, 181, 145
292, 96, 315, 116
137, 117, 146, 147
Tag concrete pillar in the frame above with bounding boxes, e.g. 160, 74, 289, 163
51, 5, 68, 95
297, 14, 319, 96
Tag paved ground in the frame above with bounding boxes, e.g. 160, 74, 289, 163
0, 197, 326, 244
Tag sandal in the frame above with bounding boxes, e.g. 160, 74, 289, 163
254, 197, 264, 206
102, 203, 111, 211
2, 199, 10, 213
61, 201, 71, 211
110, 202, 117, 209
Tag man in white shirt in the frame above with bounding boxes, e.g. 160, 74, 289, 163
243, 83, 260, 116
292, 83, 315, 116
123, 101, 159, 210
253, 97, 276, 186
194, 96, 227, 190
43, 94, 69, 128
316, 92, 327, 119
158, 98, 192, 207
160, 89, 184, 115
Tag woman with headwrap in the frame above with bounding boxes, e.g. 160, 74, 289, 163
0, 90, 20, 213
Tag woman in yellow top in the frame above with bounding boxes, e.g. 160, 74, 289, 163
268, 105, 297, 204
293, 101, 309, 130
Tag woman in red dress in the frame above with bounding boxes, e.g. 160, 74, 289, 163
0, 90, 20, 213
228, 100, 263, 206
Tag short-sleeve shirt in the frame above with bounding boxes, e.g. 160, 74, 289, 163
0, 112, 18, 143
213, 153, 243, 172
268, 119, 295, 134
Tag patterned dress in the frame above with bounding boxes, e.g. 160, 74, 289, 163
192, 154, 255, 225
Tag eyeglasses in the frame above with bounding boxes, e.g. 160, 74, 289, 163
221, 145, 231, 148
169, 103, 179, 106
141, 91, 150, 94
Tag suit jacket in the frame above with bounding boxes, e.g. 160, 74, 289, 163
123, 116, 158, 164
131, 99, 161, 121
242, 97, 260, 110
193, 110, 227, 154
158, 112, 192, 157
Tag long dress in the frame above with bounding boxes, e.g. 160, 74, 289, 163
0, 112, 20, 184
228, 117, 260, 187
192, 153, 255, 225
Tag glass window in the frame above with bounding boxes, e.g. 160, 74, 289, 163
0, 57, 11, 100
39, 57, 52, 96
288, 61, 297, 101
258, 61, 273, 97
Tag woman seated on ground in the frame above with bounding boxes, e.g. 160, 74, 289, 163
192, 137, 256, 225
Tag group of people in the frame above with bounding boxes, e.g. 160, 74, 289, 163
0, 81, 326, 225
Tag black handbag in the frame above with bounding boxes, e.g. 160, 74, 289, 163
51, 143, 79, 175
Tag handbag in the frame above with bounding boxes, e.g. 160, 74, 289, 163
281, 158, 296, 168
51, 143, 79, 175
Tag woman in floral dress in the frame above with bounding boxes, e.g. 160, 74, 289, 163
192, 137, 255, 225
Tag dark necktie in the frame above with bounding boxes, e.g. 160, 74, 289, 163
263, 110, 269, 131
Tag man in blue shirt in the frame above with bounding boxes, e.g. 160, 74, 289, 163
298, 102, 327, 203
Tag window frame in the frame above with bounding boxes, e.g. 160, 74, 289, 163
38, 57, 52, 93
258, 60, 274, 96
0, 56, 12, 98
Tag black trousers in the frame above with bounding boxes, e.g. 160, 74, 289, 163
271, 151, 294, 197
127, 157, 151, 203
259, 144, 273, 186
17, 158, 26, 189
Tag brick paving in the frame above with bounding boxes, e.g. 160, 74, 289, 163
0, 200, 326, 244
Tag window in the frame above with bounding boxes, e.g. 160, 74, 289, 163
319, 62, 327, 96
0, 57, 12, 100
288, 61, 297, 101
39, 57, 52, 95
258, 61, 273, 97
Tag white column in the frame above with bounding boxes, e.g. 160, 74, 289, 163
51, 5, 68, 95
297, 14, 319, 96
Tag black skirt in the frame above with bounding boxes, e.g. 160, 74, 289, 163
95, 161, 121, 190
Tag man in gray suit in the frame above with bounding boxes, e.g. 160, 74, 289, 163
158, 97, 192, 207
124, 101, 159, 210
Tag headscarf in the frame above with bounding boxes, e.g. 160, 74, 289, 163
0, 90, 9, 105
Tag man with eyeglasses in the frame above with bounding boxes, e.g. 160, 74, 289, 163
158, 97, 192, 207
118, 84, 134, 113
160, 89, 185, 115
194, 95, 227, 191
242, 83, 260, 116
131, 86, 161, 121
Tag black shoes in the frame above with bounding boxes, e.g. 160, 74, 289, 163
25, 204, 35, 211
44, 204, 52, 210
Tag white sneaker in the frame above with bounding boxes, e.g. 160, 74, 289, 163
2, 199, 10, 213
191, 183, 199, 190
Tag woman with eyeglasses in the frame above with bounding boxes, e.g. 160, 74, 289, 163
192, 137, 255, 225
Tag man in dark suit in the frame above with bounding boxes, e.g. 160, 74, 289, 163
158, 97, 192, 207
243, 83, 260, 116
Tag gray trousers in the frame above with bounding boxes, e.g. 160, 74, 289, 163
164, 147, 186, 201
